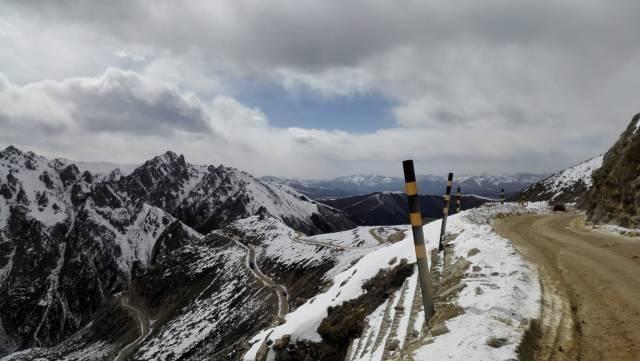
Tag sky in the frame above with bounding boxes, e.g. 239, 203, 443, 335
0, 0, 638, 178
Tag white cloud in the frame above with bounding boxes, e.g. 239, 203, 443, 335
276, 67, 375, 98
1, 1, 639, 177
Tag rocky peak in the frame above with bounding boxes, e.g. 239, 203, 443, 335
0, 146, 48, 171
59, 164, 80, 188
0, 145, 22, 157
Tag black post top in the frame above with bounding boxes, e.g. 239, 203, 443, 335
447, 172, 454, 181
402, 160, 416, 182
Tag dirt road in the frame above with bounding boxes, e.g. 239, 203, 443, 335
214, 232, 289, 319
495, 213, 640, 360
293, 232, 353, 250
114, 295, 150, 361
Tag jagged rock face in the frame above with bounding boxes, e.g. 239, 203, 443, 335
117, 151, 204, 211
585, 114, 640, 227
0, 146, 356, 357
519, 155, 603, 203
168, 164, 357, 235
0, 147, 192, 356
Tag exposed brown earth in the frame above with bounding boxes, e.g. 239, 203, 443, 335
495, 213, 640, 361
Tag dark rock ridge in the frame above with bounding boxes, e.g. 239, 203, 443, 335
320, 192, 489, 226
585, 114, 640, 227
0, 146, 355, 357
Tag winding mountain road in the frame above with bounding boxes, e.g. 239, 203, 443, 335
114, 295, 150, 361
293, 232, 353, 250
214, 232, 289, 319
495, 213, 640, 361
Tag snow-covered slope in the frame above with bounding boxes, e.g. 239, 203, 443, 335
520, 155, 603, 203
243, 203, 545, 360
2, 200, 546, 361
3, 215, 389, 360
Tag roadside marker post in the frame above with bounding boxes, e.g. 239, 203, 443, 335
519, 195, 528, 208
500, 188, 505, 205
438, 173, 454, 251
456, 187, 462, 213
402, 160, 435, 322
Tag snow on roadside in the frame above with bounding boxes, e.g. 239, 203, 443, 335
412, 202, 546, 360
587, 223, 640, 238
244, 202, 548, 361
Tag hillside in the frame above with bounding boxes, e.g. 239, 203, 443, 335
320, 192, 489, 226
585, 114, 640, 228
518, 155, 603, 203
0, 146, 355, 357
1, 202, 545, 361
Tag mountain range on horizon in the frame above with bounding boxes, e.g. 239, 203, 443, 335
7, 147, 549, 200
263, 172, 548, 199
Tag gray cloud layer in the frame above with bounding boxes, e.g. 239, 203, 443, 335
1, 1, 639, 177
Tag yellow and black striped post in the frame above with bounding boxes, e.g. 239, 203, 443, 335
402, 160, 435, 321
500, 188, 505, 205
456, 187, 462, 213
438, 172, 454, 251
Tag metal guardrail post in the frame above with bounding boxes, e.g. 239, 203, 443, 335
500, 188, 505, 205
438, 172, 453, 251
402, 160, 435, 322
456, 187, 462, 213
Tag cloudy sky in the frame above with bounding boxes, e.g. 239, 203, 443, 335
1, 1, 638, 178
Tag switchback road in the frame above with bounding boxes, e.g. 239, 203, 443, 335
495, 213, 640, 361
114, 295, 150, 361
214, 232, 289, 319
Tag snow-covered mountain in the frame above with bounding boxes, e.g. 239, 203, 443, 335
0, 146, 355, 357
0, 146, 197, 355
263, 173, 546, 199
519, 155, 603, 203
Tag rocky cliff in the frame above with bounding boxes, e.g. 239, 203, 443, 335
585, 114, 640, 227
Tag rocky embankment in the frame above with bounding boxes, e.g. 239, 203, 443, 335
585, 114, 640, 228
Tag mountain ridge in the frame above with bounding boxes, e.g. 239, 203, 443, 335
0, 145, 356, 356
